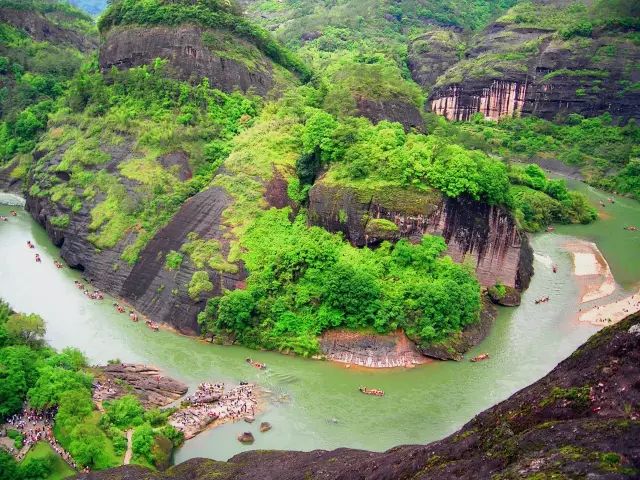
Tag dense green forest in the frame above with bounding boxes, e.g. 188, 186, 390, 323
0, 300, 183, 476
0, 0, 637, 359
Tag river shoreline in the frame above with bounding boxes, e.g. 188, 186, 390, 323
0, 193, 626, 462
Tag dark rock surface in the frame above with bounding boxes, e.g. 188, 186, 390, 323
0, 8, 97, 52
0, 162, 21, 193
488, 285, 522, 307
419, 18, 640, 121
408, 29, 463, 91
26, 177, 244, 334
99, 25, 276, 96
95, 364, 188, 408
307, 179, 533, 290
75, 313, 640, 479
355, 96, 425, 132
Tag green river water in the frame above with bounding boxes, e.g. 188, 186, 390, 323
0, 182, 639, 463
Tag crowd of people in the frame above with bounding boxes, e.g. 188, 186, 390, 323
0, 407, 77, 469
75, 280, 104, 300
169, 383, 259, 439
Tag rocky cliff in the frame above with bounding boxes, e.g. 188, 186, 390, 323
27, 178, 244, 334
411, 5, 640, 122
99, 25, 280, 96
307, 178, 533, 290
76, 313, 640, 479
0, 7, 97, 52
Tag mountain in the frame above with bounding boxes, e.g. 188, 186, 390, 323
0, 0, 635, 358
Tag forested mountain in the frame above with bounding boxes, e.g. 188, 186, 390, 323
0, 0, 637, 357
0, 0, 639, 476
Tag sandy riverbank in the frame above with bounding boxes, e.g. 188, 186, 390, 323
579, 291, 640, 326
564, 239, 616, 303
563, 239, 640, 326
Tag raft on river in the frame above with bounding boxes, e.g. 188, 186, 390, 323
470, 353, 490, 363
359, 386, 384, 397
246, 358, 266, 370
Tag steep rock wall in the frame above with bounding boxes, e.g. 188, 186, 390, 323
355, 96, 425, 132
99, 25, 276, 96
307, 179, 533, 290
26, 185, 243, 333
0, 8, 97, 52
421, 22, 640, 122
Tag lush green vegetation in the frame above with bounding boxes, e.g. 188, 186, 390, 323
98, 0, 310, 80
199, 210, 481, 355
453, 113, 640, 201
0, 20, 87, 164
29, 61, 257, 263
0, 299, 180, 475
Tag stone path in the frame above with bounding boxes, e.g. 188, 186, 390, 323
123, 429, 133, 465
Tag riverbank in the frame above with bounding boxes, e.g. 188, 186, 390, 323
0, 198, 614, 461
564, 239, 616, 303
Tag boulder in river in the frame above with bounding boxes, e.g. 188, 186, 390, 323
259, 422, 272, 433
237, 432, 254, 444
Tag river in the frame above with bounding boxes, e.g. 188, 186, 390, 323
0, 184, 639, 463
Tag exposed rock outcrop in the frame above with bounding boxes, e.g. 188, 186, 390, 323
319, 329, 429, 368
307, 179, 533, 290
0, 8, 97, 52
99, 25, 277, 96
94, 364, 188, 408
354, 96, 425, 132
417, 16, 640, 121
26, 182, 245, 334
408, 29, 463, 92
75, 313, 640, 480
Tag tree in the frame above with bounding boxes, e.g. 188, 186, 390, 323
103, 394, 144, 429
0, 346, 39, 420
5, 313, 45, 345
132, 423, 155, 462
28, 366, 92, 409
216, 289, 255, 332
55, 389, 94, 431
69, 423, 109, 468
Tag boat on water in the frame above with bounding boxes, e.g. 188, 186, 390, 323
470, 353, 490, 363
246, 358, 266, 370
359, 386, 384, 397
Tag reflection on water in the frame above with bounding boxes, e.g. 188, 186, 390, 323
1, 191, 636, 461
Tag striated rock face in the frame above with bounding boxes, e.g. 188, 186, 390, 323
418, 19, 640, 122
27, 183, 245, 334
94, 364, 188, 408
319, 329, 429, 368
0, 8, 97, 52
99, 26, 276, 96
76, 313, 640, 480
307, 179, 533, 290
431, 80, 528, 121
355, 96, 425, 132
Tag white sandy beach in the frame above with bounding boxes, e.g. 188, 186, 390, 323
579, 291, 640, 326
564, 240, 616, 303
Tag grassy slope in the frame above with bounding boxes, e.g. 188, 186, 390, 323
20, 442, 76, 480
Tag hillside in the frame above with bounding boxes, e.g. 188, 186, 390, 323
0, 0, 97, 185
76, 313, 640, 479
2, 0, 609, 358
